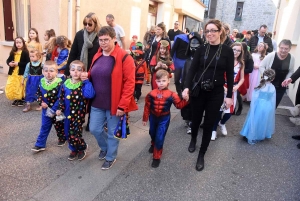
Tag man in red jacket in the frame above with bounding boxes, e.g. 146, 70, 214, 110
82, 26, 138, 170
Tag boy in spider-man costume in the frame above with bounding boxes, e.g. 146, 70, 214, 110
142, 70, 188, 168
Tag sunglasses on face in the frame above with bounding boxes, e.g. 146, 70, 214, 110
83, 22, 93, 27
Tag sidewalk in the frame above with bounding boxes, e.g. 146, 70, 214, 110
0, 73, 7, 94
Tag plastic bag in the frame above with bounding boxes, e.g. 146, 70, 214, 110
56, 113, 66, 121
45, 107, 55, 118
114, 114, 130, 139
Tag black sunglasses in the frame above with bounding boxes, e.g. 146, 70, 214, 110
83, 22, 93, 27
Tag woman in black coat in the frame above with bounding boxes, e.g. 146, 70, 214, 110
64, 12, 101, 76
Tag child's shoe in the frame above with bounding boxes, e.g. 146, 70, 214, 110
218, 122, 227, 135
57, 140, 66, 147
35, 106, 42, 111
78, 144, 88, 161
146, 82, 150, 86
186, 126, 192, 134
151, 159, 160, 168
68, 151, 78, 161
11, 100, 17, 107
23, 103, 31, 112
31, 146, 45, 152
18, 100, 25, 107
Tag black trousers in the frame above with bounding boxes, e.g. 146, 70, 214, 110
190, 86, 224, 154
134, 84, 143, 100
275, 87, 286, 108
174, 68, 183, 96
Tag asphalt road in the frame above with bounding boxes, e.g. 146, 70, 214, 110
0, 73, 299, 201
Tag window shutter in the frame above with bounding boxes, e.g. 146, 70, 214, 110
3, 0, 14, 41
209, 0, 217, 19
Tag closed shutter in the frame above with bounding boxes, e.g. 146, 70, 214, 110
3, 0, 14, 41
208, 0, 217, 19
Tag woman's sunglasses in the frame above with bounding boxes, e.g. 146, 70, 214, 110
83, 22, 93, 27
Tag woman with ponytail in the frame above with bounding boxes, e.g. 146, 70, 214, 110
240, 69, 276, 144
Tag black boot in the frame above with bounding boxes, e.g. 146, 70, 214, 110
195, 153, 205, 171
292, 135, 300, 140
188, 139, 196, 153
151, 159, 160, 168
235, 92, 243, 116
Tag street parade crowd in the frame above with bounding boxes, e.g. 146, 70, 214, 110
4, 12, 300, 171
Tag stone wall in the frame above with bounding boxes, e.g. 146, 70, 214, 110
207, 0, 277, 32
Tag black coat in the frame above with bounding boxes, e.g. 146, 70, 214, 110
6, 51, 30, 75
64, 29, 99, 76
290, 67, 300, 105
249, 34, 273, 53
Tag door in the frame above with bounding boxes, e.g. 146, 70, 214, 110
3, 0, 14, 41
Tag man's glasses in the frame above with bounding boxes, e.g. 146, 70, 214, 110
174, 23, 179, 25
204, 29, 219, 34
83, 22, 93, 27
151, 32, 155, 34
99, 38, 111, 44
232, 49, 241, 53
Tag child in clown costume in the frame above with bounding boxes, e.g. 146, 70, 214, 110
31, 61, 66, 152
56, 60, 95, 161
143, 70, 188, 168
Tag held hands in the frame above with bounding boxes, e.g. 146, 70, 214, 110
282, 78, 292, 87
142, 121, 147, 126
80, 72, 88, 81
233, 86, 239, 93
41, 102, 48, 109
182, 88, 189, 101
56, 110, 62, 116
224, 98, 233, 109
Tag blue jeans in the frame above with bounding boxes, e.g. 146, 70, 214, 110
89, 107, 121, 161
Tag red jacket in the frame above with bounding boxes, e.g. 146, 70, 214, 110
135, 60, 148, 84
88, 44, 138, 115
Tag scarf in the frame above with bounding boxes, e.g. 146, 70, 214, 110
80, 29, 97, 68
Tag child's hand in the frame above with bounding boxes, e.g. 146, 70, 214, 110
9, 61, 15, 67
162, 63, 167, 69
233, 86, 239, 92
142, 121, 147, 126
41, 102, 48, 109
56, 110, 61, 116
80, 72, 88, 81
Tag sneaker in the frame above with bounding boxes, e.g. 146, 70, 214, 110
151, 159, 160, 168
31, 146, 45, 152
57, 140, 66, 147
99, 150, 107, 160
11, 100, 18, 107
146, 82, 150, 86
135, 98, 138, 104
23, 104, 31, 112
211, 131, 217, 141
101, 159, 116, 170
148, 145, 154, 153
17, 100, 25, 107
187, 126, 192, 134
35, 106, 42, 111
218, 122, 227, 135
78, 150, 86, 161
68, 151, 78, 160
184, 121, 189, 127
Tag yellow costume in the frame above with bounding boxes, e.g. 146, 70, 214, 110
5, 51, 26, 100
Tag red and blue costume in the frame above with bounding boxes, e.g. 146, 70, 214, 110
34, 77, 65, 148
143, 88, 188, 159
58, 78, 95, 152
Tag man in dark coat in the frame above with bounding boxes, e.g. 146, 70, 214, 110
249, 24, 273, 53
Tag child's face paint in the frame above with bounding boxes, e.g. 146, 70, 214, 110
43, 65, 57, 80
155, 75, 170, 90
70, 64, 83, 81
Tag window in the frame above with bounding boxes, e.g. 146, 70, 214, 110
185, 16, 201, 32
202, 0, 210, 18
234, 2, 244, 21
2, 0, 31, 41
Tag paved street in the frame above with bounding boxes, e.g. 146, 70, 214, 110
0, 73, 299, 201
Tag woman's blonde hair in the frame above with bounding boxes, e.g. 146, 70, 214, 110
83, 12, 101, 33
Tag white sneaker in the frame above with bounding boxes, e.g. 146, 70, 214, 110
186, 126, 192, 134
211, 131, 217, 140
218, 122, 227, 135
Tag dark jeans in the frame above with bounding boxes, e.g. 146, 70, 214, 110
174, 68, 183, 96
275, 87, 286, 108
213, 111, 232, 131
134, 84, 143, 100
190, 86, 224, 154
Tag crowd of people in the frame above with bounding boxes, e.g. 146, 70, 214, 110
4, 12, 299, 171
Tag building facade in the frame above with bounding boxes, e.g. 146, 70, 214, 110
0, 0, 205, 74
204, 0, 277, 32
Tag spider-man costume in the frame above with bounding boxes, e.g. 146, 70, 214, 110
143, 88, 188, 159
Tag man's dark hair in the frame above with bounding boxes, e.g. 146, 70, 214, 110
259, 24, 267, 29
279, 39, 292, 48
106, 14, 114, 19
98, 26, 116, 38
246, 31, 251, 35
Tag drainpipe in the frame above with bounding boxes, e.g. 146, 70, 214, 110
68, 0, 73, 39
76, 0, 81, 32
